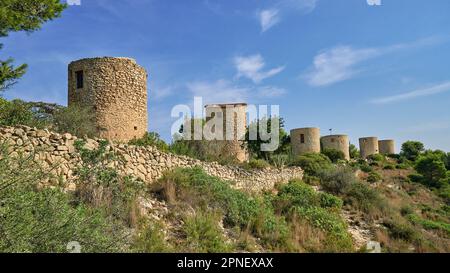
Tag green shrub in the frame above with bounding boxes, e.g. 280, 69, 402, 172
182, 211, 231, 253
270, 154, 289, 169
293, 207, 353, 250
291, 152, 333, 176
414, 153, 447, 188
244, 158, 270, 170
367, 154, 385, 162
408, 173, 424, 183
0, 99, 48, 128
349, 144, 359, 159
383, 220, 419, 242
0, 145, 126, 252
132, 221, 172, 253
52, 105, 98, 137
153, 167, 291, 250
129, 132, 169, 152
367, 171, 382, 183
359, 163, 373, 173
396, 162, 410, 170
383, 164, 395, 170
274, 179, 343, 212
322, 148, 346, 163
319, 165, 356, 195
344, 182, 385, 214
407, 214, 450, 237
74, 140, 144, 227
400, 141, 425, 161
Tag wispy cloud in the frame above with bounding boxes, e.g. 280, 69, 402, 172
304, 46, 379, 87
151, 85, 176, 101
187, 79, 249, 104
234, 54, 285, 83
259, 9, 281, 32
258, 0, 318, 32
257, 86, 287, 97
303, 37, 445, 87
186, 79, 286, 105
370, 81, 450, 104
403, 120, 450, 133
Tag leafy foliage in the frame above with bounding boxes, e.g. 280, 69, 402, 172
52, 105, 98, 138
322, 148, 346, 163
129, 132, 169, 152
400, 141, 425, 161
291, 152, 333, 176
414, 152, 448, 189
319, 165, 356, 195
0, 142, 126, 252
349, 144, 359, 159
0, 0, 67, 92
245, 117, 290, 160
182, 211, 231, 253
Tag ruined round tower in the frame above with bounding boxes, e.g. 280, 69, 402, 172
321, 135, 350, 160
204, 103, 248, 162
359, 137, 379, 159
291, 128, 321, 157
379, 139, 395, 155
68, 57, 148, 141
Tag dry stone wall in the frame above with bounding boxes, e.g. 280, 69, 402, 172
0, 126, 303, 192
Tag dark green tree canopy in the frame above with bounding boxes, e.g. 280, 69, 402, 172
400, 141, 425, 161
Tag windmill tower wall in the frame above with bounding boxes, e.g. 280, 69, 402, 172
321, 135, 350, 160
359, 137, 379, 159
379, 139, 395, 155
291, 128, 321, 157
204, 103, 248, 162
68, 57, 148, 141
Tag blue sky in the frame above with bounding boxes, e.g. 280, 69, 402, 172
2, 0, 450, 151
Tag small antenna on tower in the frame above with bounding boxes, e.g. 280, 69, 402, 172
329, 128, 333, 135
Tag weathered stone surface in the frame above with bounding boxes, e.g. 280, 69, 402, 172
0, 126, 303, 193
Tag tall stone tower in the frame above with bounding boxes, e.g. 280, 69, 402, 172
379, 139, 395, 155
68, 57, 148, 141
321, 135, 350, 160
291, 127, 321, 157
359, 137, 379, 159
204, 103, 248, 162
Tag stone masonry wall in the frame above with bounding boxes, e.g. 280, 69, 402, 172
0, 126, 303, 192
68, 57, 148, 142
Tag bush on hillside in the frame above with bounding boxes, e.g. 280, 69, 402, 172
414, 153, 448, 189
400, 141, 425, 161
322, 148, 346, 163
0, 142, 126, 252
129, 132, 169, 152
52, 105, 98, 138
367, 171, 383, 183
291, 152, 333, 176
319, 165, 356, 195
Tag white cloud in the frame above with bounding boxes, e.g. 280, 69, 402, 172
257, 86, 287, 97
303, 37, 445, 87
259, 9, 281, 32
151, 85, 176, 100
258, 0, 318, 32
370, 81, 450, 104
186, 79, 286, 105
234, 54, 285, 83
304, 46, 379, 87
403, 120, 450, 133
187, 79, 250, 104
